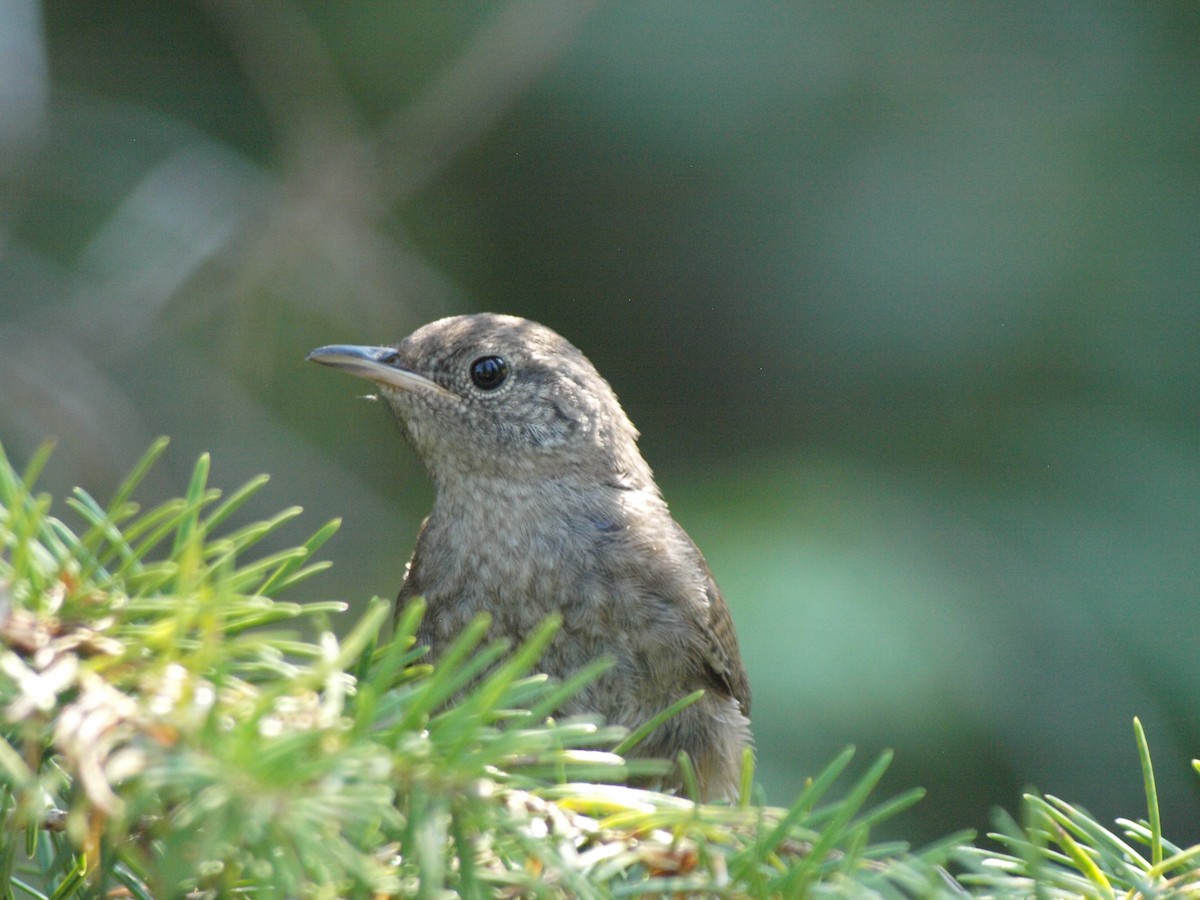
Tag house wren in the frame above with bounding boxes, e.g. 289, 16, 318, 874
308, 313, 751, 801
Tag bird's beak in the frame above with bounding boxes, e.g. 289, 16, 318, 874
307, 345, 458, 400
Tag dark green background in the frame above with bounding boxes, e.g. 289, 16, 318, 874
2, 1, 1198, 846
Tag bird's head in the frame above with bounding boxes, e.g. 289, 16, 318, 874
308, 313, 650, 485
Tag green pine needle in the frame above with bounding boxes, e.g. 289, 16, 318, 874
9, 438, 1199, 897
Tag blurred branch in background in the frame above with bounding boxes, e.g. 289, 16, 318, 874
0, 0, 47, 179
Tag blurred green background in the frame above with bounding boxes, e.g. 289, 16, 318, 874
2, 1, 1198, 846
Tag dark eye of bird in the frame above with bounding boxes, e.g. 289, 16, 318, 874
470, 355, 508, 390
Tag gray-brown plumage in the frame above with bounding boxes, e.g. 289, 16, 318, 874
308, 313, 751, 801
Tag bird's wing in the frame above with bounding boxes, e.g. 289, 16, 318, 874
698, 563, 752, 716
671, 522, 751, 717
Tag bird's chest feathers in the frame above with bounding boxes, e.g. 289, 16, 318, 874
416, 477, 627, 631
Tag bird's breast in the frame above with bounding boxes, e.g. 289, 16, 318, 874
415, 480, 634, 630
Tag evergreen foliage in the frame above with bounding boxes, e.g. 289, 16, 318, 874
0, 440, 1195, 897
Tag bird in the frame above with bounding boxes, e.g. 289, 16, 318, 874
308, 313, 751, 801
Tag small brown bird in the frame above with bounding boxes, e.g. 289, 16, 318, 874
309, 313, 751, 800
